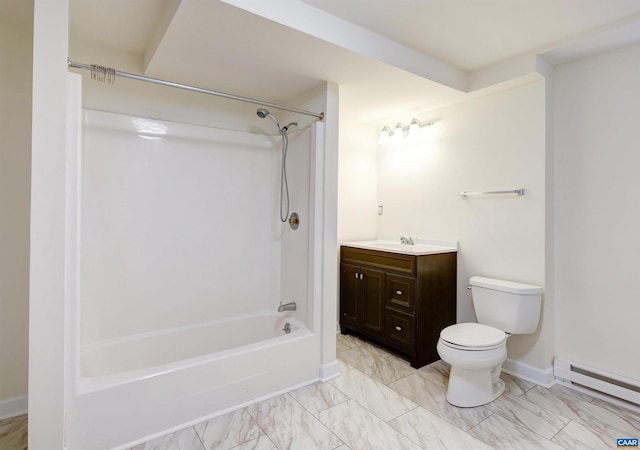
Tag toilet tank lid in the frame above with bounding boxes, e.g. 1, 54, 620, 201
470, 276, 543, 294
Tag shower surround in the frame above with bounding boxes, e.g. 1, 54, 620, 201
64, 96, 332, 448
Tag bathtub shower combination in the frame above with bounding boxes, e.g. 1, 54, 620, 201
64, 74, 332, 449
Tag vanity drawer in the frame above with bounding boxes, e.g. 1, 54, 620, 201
386, 273, 415, 314
385, 311, 415, 352
340, 247, 415, 275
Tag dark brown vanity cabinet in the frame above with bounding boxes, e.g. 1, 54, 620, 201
340, 245, 457, 368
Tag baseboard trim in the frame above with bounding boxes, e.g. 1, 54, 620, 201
502, 359, 555, 388
0, 395, 28, 420
319, 360, 341, 382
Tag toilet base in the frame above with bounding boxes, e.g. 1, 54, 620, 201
446, 364, 505, 407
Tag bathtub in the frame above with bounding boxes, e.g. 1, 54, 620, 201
67, 312, 320, 449
64, 101, 335, 449
78, 312, 310, 394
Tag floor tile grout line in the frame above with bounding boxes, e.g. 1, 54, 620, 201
465, 408, 495, 433
523, 387, 640, 443
491, 408, 567, 443
192, 424, 207, 450
330, 370, 421, 425
547, 419, 572, 444
244, 405, 281, 450
383, 403, 421, 424
239, 408, 270, 450
496, 391, 583, 439
284, 391, 347, 449
387, 374, 499, 434
522, 386, 637, 436
382, 370, 415, 387
383, 415, 430, 450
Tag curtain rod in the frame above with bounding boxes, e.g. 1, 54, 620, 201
67, 59, 325, 121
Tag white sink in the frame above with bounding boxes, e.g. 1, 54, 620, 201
341, 240, 457, 256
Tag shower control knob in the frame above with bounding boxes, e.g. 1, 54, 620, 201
288, 212, 300, 230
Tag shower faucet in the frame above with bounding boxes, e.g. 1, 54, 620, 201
278, 301, 297, 312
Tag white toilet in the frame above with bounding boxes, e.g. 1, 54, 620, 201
437, 276, 542, 407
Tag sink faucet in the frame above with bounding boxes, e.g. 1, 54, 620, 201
278, 301, 297, 312
400, 236, 414, 245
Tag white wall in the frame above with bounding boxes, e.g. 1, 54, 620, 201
376, 80, 549, 369
29, 0, 68, 447
337, 121, 379, 242
554, 42, 640, 381
285, 81, 341, 373
0, 18, 31, 405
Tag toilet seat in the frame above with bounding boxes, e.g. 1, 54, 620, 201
440, 323, 506, 351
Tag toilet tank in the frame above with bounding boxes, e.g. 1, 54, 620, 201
470, 276, 543, 334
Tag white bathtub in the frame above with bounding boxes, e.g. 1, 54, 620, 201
67, 313, 320, 449
78, 312, 309, 393
64, 104, 336, 449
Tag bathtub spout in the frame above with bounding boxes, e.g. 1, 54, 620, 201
278, 301, 297, 312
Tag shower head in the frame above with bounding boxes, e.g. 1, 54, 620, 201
256, 108, 281, 130
282, 122, 297, 133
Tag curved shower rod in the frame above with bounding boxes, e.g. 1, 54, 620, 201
67, 59, 325, 121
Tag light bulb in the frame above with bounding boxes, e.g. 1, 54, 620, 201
393, 123, 405, 142
378, 126, 392, 145
409, 118, 420, 135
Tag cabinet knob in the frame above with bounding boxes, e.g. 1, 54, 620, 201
395, 290, 403, 295
395, 326, 402, 331
360, 273, 364, 280
355, 273, 359, 279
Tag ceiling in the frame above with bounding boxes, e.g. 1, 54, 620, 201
301, 0, 640, 72
13, 0, 640, 125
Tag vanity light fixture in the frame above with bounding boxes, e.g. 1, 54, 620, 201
393, 123, 406, 142
377, 126, 392, 145
377, 118, 434, 145
409, 118, 420, 134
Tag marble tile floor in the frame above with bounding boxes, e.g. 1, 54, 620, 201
2, 334, 640, 449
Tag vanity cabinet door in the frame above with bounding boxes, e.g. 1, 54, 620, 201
360, 267, 385, 334
340, 264, 360, 328
340, 264, 385, 334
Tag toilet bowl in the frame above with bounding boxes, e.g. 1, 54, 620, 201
436, 276, 542, 408
437, 323, 507, 407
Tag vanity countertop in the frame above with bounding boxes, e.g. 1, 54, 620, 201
341, 239, 458, 256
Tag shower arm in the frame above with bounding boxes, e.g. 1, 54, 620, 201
67, 59, 325, 121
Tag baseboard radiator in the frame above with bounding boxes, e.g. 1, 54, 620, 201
554, 358, 640, 406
